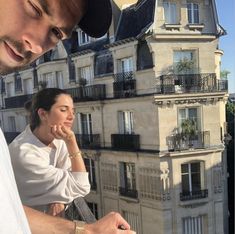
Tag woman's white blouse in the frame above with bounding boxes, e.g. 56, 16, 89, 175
9, 125, 90, 212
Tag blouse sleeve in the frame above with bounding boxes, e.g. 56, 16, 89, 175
9, 142, 90, 206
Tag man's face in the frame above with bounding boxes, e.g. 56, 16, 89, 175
0, 0, 84, 75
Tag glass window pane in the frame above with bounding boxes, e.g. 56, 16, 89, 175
181, 164, 189, 173
182, 174, 190, 192
191, 173, 201, 191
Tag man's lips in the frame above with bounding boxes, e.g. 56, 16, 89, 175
4, 41, 24, 63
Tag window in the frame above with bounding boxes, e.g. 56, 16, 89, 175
78, 66, 92, 85
55, 71, 64, 89
183, 215, 206, 234
173, 50, 196, 74
42, 72, 53, 88
118, 57, 133, 74
84, 158, 96, 190
181, 161, 207, 201
178, 107, 200, 132
8, 116, 16, 132
80, 113, 92, 135
14, 72, 22, 92
118, 111, 134, 134
6, 82, 14, 97
23, 78, 33, 95
119, 162, 137, 198
187, 3, 199, 24
163, 2, 177, 24
87, 202, 98, 219
77, 29, 90, 45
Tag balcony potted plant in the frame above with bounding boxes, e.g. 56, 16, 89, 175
181, 119, 197, 148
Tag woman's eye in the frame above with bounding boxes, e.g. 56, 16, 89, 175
28, 0, 42, 17
51, 28, 63, 40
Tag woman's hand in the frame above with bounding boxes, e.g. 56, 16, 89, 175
50, 124, 76, 143
47, 203, 65, 217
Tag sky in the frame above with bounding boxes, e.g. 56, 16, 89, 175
216, 0, 235, 93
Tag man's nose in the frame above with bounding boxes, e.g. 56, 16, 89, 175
22, 33, 44, 54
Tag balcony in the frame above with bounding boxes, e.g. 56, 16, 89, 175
75, 134, 101, 149
156, 73, 228, 94
4, 132, 20, 144
111, 134, 140, 151
4, 94, 33, 109
180, 189, 208, 201
167, 131, 210, 151
113, 72, 136, 98
119, 187, 138, 199
66, 84, 106, 102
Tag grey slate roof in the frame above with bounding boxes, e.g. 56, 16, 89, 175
115, 0, 156, 41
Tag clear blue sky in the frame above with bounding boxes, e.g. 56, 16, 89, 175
216, 0, 235, 93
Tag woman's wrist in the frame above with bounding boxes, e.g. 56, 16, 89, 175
69, 151, 82, 159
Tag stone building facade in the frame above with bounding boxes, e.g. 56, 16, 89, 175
0, 1, 228, 233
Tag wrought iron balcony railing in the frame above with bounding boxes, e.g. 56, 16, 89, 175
156, 73, 228, 94
167, 131, 210, 151
180, 189, 208, 201
4, 94, 33, 109
4, 132, 21, 144
75, 134, 101, 149
113, 71, 136, 98
113, 79, 136, 98
111, 134, 140, 151
114, 71, 134, 82
119, 187, 138, 199
66, 84, 106, 102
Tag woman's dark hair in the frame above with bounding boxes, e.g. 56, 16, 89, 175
26, 88, 70, 130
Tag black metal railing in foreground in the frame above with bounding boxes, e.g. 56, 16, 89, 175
65, 197, 96, 223
4, 132, 21, 144
119, 187, 138, 199
75, 134, 101, 149
66, 84, 106, 102
157, 73, 228, 94
167, 131, 210, 151
180, 189, 208, 201
111, 134, 140, 151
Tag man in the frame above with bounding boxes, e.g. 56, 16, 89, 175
0, 0, 135, 233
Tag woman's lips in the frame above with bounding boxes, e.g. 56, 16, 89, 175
4, 41, 24, 63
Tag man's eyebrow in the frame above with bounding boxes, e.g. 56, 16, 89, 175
38, 0, 51, 16
37, 0, 74, 38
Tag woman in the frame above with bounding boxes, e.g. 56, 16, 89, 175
9, 88, 90, 216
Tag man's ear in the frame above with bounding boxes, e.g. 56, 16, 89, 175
37, 108, 47, 121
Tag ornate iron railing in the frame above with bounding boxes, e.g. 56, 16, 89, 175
75, 134, 101, 149
180, 189, 208, 201
4, 94, 33, 109
111, 134, 140, 150
66, 84, 106, 102
156, 73, 228, 94
119, 187, 138, 199
167, 131, 210, 151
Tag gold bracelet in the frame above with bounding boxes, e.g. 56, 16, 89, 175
69, 151, 82, 159
74, 220, 85, 234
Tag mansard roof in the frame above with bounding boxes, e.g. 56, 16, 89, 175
115, 0, 155, 41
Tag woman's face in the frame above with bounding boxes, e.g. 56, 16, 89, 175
43, 94, 75, 128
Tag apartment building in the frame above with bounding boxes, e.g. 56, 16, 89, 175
0, 0, 229, 234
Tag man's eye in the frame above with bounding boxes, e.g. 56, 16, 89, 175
28, 0, 42, 17
51, 28, 63, 40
